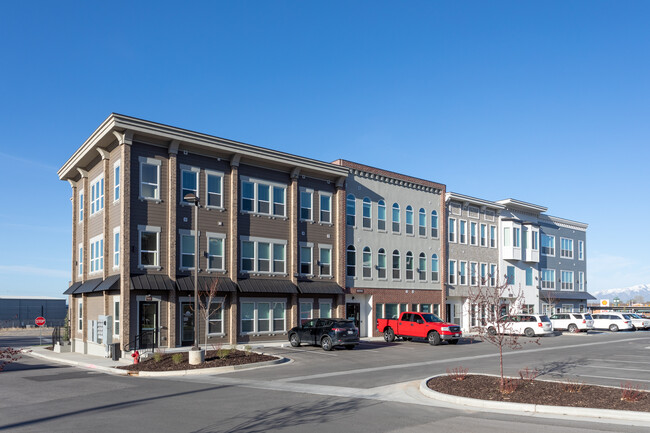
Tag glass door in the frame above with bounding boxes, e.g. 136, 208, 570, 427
139, 301, 158, 348
180, 302, 194, 346
346, 303, 360, 329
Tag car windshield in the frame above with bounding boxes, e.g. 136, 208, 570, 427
334, 321, 355, 329
622, 314, 632, 319
629, 314, 640, 318
539, 315, 551, 322
421, 313, 443, 323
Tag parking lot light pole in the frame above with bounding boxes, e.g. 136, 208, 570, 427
184, 192, 205, 365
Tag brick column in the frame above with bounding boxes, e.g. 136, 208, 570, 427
334, 177, 346, 289
289, 169, 300, 329
99, 149, 110, 281
78, 169, 89, 283
67, 180, 77, 341
228, 155, 240, 346
440, 188, 448, 320
167, 141, 179, 347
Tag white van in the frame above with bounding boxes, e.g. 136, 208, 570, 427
591, 313, 634, 332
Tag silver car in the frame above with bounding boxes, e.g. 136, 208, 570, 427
624, 313, 650, 330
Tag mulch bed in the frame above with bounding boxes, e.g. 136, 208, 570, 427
428, 374, 650, 412
118, 349, 277, 372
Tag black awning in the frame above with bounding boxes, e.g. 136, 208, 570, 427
94, 275, 120, 292
297, 281, 344, 295
63, 282, 82, 295
176, 276, 237, 293
130, 274, 175, 291
540, 291, 597, 301
76, 278, 103, 294
238, 278, 298, 294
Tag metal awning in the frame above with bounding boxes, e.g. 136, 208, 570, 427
297, 281, 344, 294
94, 275, 120, 292
75, 278, 103, 294
130, 274, 175, 291
238, 278, 298, 294
63, 282, 82, 295
176, 276, 237, 292
540, 291, 597, 301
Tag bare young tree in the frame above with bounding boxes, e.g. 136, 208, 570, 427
196, 278, 220, 348
468, 271, 539, 392
540, 290, 559, 316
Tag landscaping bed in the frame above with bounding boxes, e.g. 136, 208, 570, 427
118, 349, 278, 372
427, 374, 650, 412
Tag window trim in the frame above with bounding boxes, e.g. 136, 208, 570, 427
459, 220, 468, 244
205, 169, 225, 210
240, 236, 288, 275
113, 227, 120, 270
78, 243, 83, 276
138, 225, 161, 270
541, 268, 556, 290
319, 192, 332, 224
139, 157, 162, 202
299, 188, 314, 222
179, 229, 198, 271
560, 237, 574, 259
112, 297, 120, 337
206, 297, 225, 336
448, 217, 456, 243
362, 197, 372, 229
113, 159, 121, 203
318, 244, 332, 277
79, 189, 84, 222
561, 270, 574, 291
448, 260, 457, 285
180, 164, 200, 206
239, 298, 287, 335
89, 234, 104, 275
90, 174, 105, 216
299, 242, 314, 276
362, 246, 372, 279
346, 194, 356, 226
377, 200, 386, 232
240, 176, 287, 217
206, 232, 226, 272
541, 234, 556, 257
578, 240, 584, 261
77, 299, 83, 331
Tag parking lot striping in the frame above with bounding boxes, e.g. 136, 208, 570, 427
579, 365, 650, 373
573, 374, 650, 384
286, 348, 339, 357
587, 359, 650, 365
276, 336, 650, 383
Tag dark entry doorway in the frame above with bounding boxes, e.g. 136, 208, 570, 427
139, 301, 158, 348
346, 303, 360, 329
180, 302, 194, 346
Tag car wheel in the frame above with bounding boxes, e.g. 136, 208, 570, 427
448, 339, 459, 345
487, 326, 497, 336
289, 333, 300, 347
567, 324, 578, 333
384, 328, 395, 343
524, 327, 535, 337
609, 324, 619, 332
428, 331, 441, 346
321, 336, 333, 351
345, 345, 355, 350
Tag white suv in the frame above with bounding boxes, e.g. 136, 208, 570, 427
624, 313, 650, 330
549, 313, 594, 333
485, 314, 553, 337
591, 313, 634, 332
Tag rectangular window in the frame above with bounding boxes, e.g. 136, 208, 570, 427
513, 227, 520, 248
526, 268, 533, 286
273, 244, 285, 273
531, 230, 539, 250
320, 194, 332, 223
77, 299, 83, 331
470, 262, 477, 286
241, 237, 287, 274
78, 244, 83, 276
489, 264, 497, 286
377, 202, 386, 231
89, 235, 103, 273
180, 232, 196, 269
377, 250, 386, 279
561, 270, 574, 290
207, 233, 225, 271
206, 171, 223, 208
139, 227, 160, 268
448, 260, 457, 285
506, 266, 515, 285
140, 158, 161, 200
541, 269, 555, 289
300, 301, 313, 324
242, 181, 255, 212
448, 218, 456, 243
242, 241, 255, 272
470, 222, 477, 246
459, 261, 467, 285
385, 303, 399, 319
300, 190, 313, 221
113, 227, 120, 269
300, 245, 312, 275
258, 242, 271, 272
241, 178, 287, 216
459, 220, 467, 244
113, 160, 120, 202
273, 186, 285, 216
113, 298, 120, 336
90, 176, 104, 215
541, 234, 555, 256
362, 199, 372, 229
480, 263, 487, 286
319, 246, 332, 276
578, 240, 584, 260
208, 300, 224, 334
405, 253, 414, 281
363, 248, 372, 278
480, 224, 487, 247
579, 271, 585, 291
241, 302, 255, 333
431, 212, 438, 238
418, 254, 426, 281
490, 225, 497, 248
79, 190, 84, 222
258, 184, 271, 214
418, 210, 426, 236
561, 238, 574, 259
376, 303, 384, 319
319, 301, 332, 319
503, 227, 511, 247
431, 256, 439, 282
258, 303, 271, 332
181, 166, 199, 204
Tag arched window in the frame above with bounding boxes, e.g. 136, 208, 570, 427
362, 246, 372, 278
377, 248, 386, 279
346, 245, 356, 277
431, 211, 438, 238
419, 208, 426, 236
418, 252, 426, 281
362, 197, 372, 229
392, 249, 400, 280
431, 254, 439, 282
392, 203, 400, 233
377, 200, 386, 231
405, 251, 414, 280
346, 194, 356, 226
405, 206, 414, 235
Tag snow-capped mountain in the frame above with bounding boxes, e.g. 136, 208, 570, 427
592, 284, 650, 303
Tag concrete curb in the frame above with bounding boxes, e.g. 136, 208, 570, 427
22, 349, 130, 376
419, 374, 650, 423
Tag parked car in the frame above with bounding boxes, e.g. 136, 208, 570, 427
484, 314, 553, 337
549, 313, 594, 333
624, 313, 650, 330
288, 318, 359, 351
591, 313, 634, 332
376, 311, 462, 345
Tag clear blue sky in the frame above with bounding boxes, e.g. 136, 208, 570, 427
1, 1, 649, 299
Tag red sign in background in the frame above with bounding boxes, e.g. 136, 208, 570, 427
35, 316, 46, 326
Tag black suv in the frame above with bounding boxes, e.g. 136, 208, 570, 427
288, 318, 360, 351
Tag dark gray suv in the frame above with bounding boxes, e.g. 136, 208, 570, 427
288, 318, 360, 351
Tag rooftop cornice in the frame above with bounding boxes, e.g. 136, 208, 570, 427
332, 159, 445, 192
446, 192, 505, 210
496, 198, 548, 214
545, 214, 589, 230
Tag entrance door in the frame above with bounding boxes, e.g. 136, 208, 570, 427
139, 301, 158, 349
180, 302, 194, 346
446, 303, 453, 323
346, 303, 360, 329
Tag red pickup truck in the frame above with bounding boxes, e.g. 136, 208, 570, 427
376, 312, 462, 345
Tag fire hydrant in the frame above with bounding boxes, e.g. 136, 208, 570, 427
131, 350, 140, 364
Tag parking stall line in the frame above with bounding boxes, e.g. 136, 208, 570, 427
580, 365, 650, 373
574, 374, 650, 383
587, 359, 650, 365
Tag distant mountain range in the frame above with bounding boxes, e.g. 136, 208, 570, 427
592, 284, 650, 303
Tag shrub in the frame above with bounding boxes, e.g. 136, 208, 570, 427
217, 348, 230, 359
172, 353, 183, 365
500, 377, 519, 394
562, 378, 584, 393
244, 345, 252, 356
0, 347, 21, 372
621, 381, 646, 402
518, 367, 539, 382
153, 352, 163, 363
446, 366, 469, 381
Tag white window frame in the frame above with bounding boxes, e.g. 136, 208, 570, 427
578, 240, 584, 261
392, 203, 400, 233
489, 264, 497, 286
78, 243, 83, 276
300, 188, 314, 222
299, 242, 314, 276
240, 176, 287, 217
318, 244, 332, 277
113, 227, 120, 269
560, 237, 574, 259
418, 252, 427, 282
240, 236, 287, 275
319, 299, 332, 319
89, 234, 104, 274
362, 197, 372, 229
319, 193, 332, 224
179, 229, 197, 271
470, 221, 478, 246
206, 232, 226, 272
377, 200, 386, 231
480, 263, 487, 286
405, 251, 414, 281
470, 262, 478, 286
405, 205, 414, 235
138, 225, 161, 270
207, 297, 225, 336
448, 260, 457, 285
113, 297, 120, 337
431, 254, 439, 282
578, 271, 585, 291
180, 164, 200, 205
459, 261, 467, 285
79, 189, 84, 222
541, 234, 555, 256
240, 298, 286, 335
205, 169, 224, 209
489, 225, 497, 248
448, 218, 457, 243
90, 174, 104, 216
459, 220, 467, 244
139, 157, 161, 202
561, 270, 574, 291
479, 223, 487, 247
113, 160, 121, 202
300, 300, 313, 325
362, 246, 372, 279
541, 268, 556, 290
77, 299, 83, 331
431, 211, 438, 238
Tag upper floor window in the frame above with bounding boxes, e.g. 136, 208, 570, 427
405, 251, 414, 280
206, 171, 223, 208
448, 260, 456, 285
113, 160, 121, 202
320, 194, 332, 224
241, 178, 286, 217
506, 266, 515, 285
392, 250, 401, 280
459, 261, 467, 285
405, 206, 414, 235
180, 230, 196, 270
300, 244, 313, 275
525, 268, 533, 286
362, 247, 372, 278
503, 226, 511, 247
431, 254, 439, 282
513, 227, 521, 248
377, 248, 387, 279
541, 269, 555, 289
362, 198, 372, 229
181, 165, 199, 204
113, 227, 120, 269
139, 157, 161, 200
459, 220, 467, 244
418, 208, 426, 236
560, 238, 574, 259
489, 264, 497, 286
139, 226, 160, 269
300, 189, 313, 221
470, 262, 478, 286
561, 270, 574, 290
490, 225, 497, 248
377, 200, 386, 231
470, 222, 477, 246
241, 237, 286, 274
392, 203, 400, 233
418, 253, 426, 281
541, 234, 555, 256
79, 189, 84, 222
531, 230, 539, 250
78, 244, 83, 276
207, 233, 225, 271
448, 218, 456, 243
480, 224, 487, 247
578, 240, 584, 260
90, 235, 104, 273
431, 211, 438, 238
346, 245, 356, 277
319, 246, 332, 276
578, 271, 585, 291
480, 263, 487, 286
346, 194, 356, 226
90, 175, 104, 215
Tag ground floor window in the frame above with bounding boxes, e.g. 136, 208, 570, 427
207, 300, 224, 335
240, 299, 286, 334
300, 301, 313, 324
319, 300, 332, 318
385, 303, 399, 319
521, 304, 534, 314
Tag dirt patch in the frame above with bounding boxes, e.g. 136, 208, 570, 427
427, 374, 650, 412
118, 349, 278, 372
